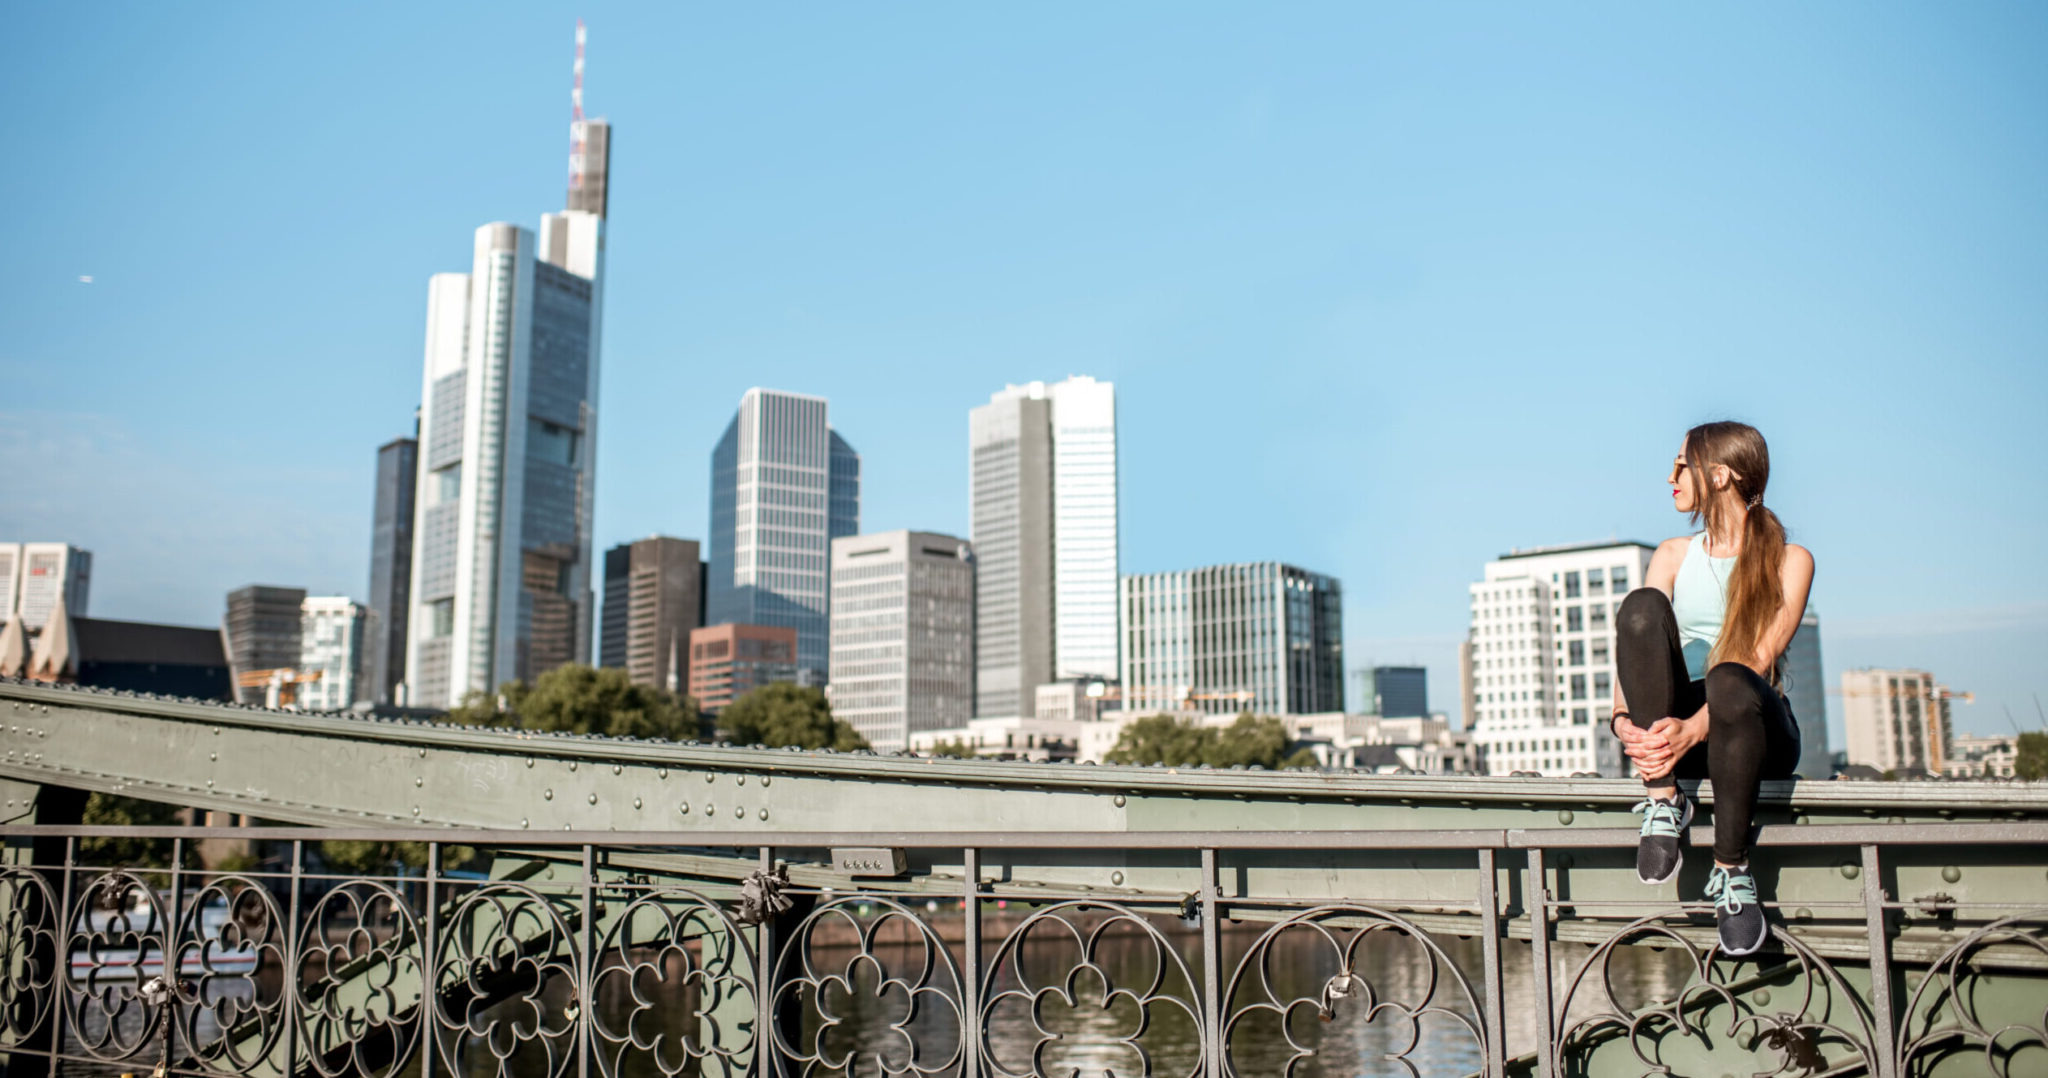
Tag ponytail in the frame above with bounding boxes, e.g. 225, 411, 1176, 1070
1711, 503, 1787, 683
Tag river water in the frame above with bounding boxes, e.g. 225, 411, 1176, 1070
60, 908, 1691, 1078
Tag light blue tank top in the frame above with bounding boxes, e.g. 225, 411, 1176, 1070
1671, 532, 1734, 679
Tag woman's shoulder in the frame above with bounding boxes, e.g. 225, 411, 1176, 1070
1784, 542, 1815, 569
1655, 535, 1696, 558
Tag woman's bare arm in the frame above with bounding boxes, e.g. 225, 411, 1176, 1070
1746, 544, 1815, 676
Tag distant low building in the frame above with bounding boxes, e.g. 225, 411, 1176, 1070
299, 597, 370, 711
1947, 733, 2018, 780
225, 586, 308, 704
601, 536, 704, 693
3, 599, 230, 700
689, 623, 800, 715
1119, 562, 1344, 717
1363, 666, 1428, 719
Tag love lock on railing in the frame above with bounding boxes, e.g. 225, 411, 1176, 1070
136, 975, 188, 1078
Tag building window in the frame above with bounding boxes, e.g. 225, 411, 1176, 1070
1568, 640, 1585, 666
1572, 707, 1588, 724
1566, 607, 1584, 632
1589, 605, 1608, 632
1593, 672, 1611, 699
430, 599, 454, 638
1612, 566, 1630, 593
1587, 568, 1605, 595
1591, 638, 1610, 664
1564, 571, 1582, 598
1570, 674, 1587, 700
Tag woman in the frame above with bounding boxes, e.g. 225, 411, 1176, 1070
1612, 421, 1813, 956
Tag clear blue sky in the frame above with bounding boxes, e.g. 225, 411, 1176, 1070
5, 4, 2045, 746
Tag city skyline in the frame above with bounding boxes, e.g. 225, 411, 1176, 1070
4, 6, 2045, 748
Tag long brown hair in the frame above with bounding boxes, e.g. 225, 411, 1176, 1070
1681, 421, 1788, 680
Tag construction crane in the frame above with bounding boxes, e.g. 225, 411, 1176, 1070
235, 668, 323, 710
1828, 684, 1975, 705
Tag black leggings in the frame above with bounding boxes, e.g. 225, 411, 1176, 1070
1615, 588, 1800, 864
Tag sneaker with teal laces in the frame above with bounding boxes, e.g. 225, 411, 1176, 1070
1633, 792, 1692, 885
1705, 864, 1768, 956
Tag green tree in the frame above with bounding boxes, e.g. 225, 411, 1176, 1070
718, 683, 868, 750
2016, 731, 2048, 782
449, 663, 699, 740
80, 793, 194, 870
1103, 713, 1317, 770
926, 739, 980, 759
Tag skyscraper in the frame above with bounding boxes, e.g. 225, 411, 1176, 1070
367, 436, 417, 705
1119, 562, 1344, 716
2, 543, 92, 632
403, 116, 610, 710
828, 530, 976, 751
1465, 541, 1656, 776
1782, 607, 1828, 779
1368, 666, 1430, 718
969, 376, 1119, 717
601, 536, 703, 692
706, 389, 860, 681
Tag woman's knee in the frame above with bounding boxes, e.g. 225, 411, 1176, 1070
1617, 588, 1672, 640
1705, 662, 1769, 719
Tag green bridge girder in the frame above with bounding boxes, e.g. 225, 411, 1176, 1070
3, 677, 2047, 1078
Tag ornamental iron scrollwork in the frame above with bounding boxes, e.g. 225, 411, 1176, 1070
61, 870, 171, 1064
980, 900, 1204, 1078
1896, 911, 2048, 1078
294, 880, 424, 1078
173, 875, 289, 1073
770, 895, 966, 1077
431, 883, 581, 1078
589, 888, 757, 1078
1220, 905, 1485, 1078
1554, 913, 1877, 1078
0, 868, 60, 1050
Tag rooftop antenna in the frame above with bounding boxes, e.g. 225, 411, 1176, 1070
568, 20, 587, 196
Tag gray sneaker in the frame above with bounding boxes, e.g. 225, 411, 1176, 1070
1633, 792, 1692, 885
1706, 865, 1768, 956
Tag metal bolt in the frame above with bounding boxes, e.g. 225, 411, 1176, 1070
706, 773, 716, 783
415, 777, 424, 787
758, 808, 768, 821
734, 806, 744, 818
588, 793, 598, 805
705, 804, 716, 817
527, 758, 536, 768
657, 768, 668, 779
412, 806, 421, 816
678, 802, 690, 815
633, 797, 642, 809
1796, 907, 1813, 920
521, 818, 529, 829
1752, 989, 1771, 1006
737, 775, 746, 785
418, 748, 427, 758
761, 776, 772, 787
1111, 871, 1124, 886
569, 761, 578, 772
1556, 809, 1574, 825
1942, 865, 1961, 884
1113, 795, 1126, 808
1841, 863, 1861, 880
544, 789, 554, 800
209, 752, 217, 762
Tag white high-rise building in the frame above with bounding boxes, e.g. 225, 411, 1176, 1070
1466, 541, 1655, 776
299, 597, 369, 711
0, 543, 91, 632
827, 530, 975, 751
1843, 668, 1955, 774
707, 388, 861, 682
1120, 562, 1344, 716
404, 119, 610, 710
969, 376, 1119, 717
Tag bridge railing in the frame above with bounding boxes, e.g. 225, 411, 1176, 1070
0, 823, 2043, 1078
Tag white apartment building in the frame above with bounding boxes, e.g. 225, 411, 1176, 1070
0, 543, 92, 632
969, 376, 1119, 717
1947, 733, 2020, 780
1466, 541, 1654, 776
1843, 668, 1955, 773
827, 531, 974, 752
299, 597, 369, 711
404, 122, 609, 710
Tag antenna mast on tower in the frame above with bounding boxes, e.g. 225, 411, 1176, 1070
568, 19, 588, 196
